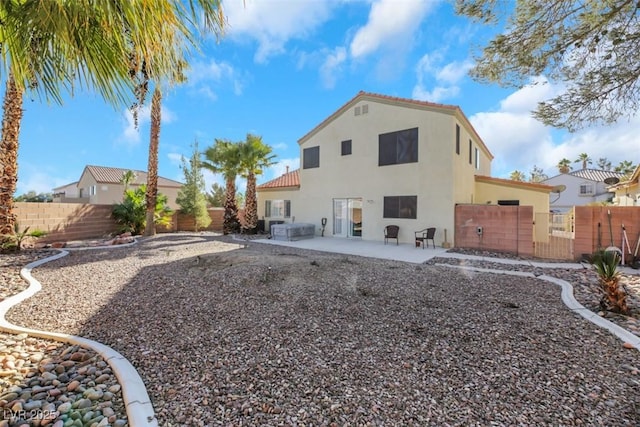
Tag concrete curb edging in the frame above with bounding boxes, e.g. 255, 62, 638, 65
0, 244, 158, 427
436, 263, 640, 351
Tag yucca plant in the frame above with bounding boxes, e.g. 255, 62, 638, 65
592, 250, 628, 314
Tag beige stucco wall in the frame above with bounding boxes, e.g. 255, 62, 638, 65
289, 99, 492, 245
77, 172, 181, 209
612, 182, 639, 206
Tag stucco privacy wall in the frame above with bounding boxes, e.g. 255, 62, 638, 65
574, 206, 640, 258
454, 204, 534, 256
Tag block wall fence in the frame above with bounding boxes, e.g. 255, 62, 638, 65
454, 204, 534, 257
14, 203, 242, 242
14, 202, 640, 259
454, 204, 640, 260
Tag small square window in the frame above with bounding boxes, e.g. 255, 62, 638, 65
341, 140, 352, 156
362, 104, 368, 114
303, 146, 320, 169
354, 106, 361, 116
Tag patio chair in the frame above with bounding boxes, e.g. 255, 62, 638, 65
384, 225, 399, 245
415, 227, 436, 249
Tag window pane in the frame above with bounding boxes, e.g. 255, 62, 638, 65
397, 128, 418, 163
469, 140, 472, 164
284, 200, 291, 217
383, 196, 399, 218
265, 200, 271, 217
399, 196, 417, 219
378, 133, 396, 166
341, 139, 352, 156
303, 146, 320, 169
456, 124, 460, 154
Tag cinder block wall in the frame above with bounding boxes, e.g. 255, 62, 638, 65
454, 204, 534, 256
574, 206, 640, 257
159, 208, 246, 233
15, 202, 119, 242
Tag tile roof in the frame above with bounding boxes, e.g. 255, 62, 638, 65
475, 175, 554, 192
567, 168, 626, 182
257, 169, 300, 190
84, 165, 183, 187
297, 91, 493, 160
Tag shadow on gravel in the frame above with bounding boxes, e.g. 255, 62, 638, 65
14, 234, 640, 426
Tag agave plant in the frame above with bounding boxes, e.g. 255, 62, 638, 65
592, 250, 628, 314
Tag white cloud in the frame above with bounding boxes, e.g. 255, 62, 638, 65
350, 0, 436, 59
320, 46, 347, 89
469, 78, 640, 179
187, 59, 246, 100
412, 54, 473, 102
119, 104, 176, 145
223, 0, 334, 63
17, 165, 74, 195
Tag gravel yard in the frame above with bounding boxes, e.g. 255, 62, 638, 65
5, 233, 640, 426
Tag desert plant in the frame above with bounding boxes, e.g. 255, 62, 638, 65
592, 250, 628, 314
112, 185, 172, 235
1, 224, 47, 252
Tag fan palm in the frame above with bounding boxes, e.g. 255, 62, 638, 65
202, 140, 242, 234
239, 134, 277, 232
509, 170, 525, 181
574, 153, 592, 169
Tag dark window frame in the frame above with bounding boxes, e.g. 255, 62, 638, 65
303, 146, 320, 169
341, 139, 352, 156
378, 127, 419, 166
455, 124, 460, 155
383, 195, 417, 219
468, 139, 472, 164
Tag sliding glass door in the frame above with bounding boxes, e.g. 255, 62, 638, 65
333, 198, 362, 238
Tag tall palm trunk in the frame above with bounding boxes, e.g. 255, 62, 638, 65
144, 87, 161, 236
0, 74, 24, 238
244, 171, 257, 231
223, 177, 240, 234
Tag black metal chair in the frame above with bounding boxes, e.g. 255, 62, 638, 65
384, 225, 399, 245
415, 227, 436, 249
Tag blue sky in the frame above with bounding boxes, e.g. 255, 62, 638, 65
13, 0, 640, 196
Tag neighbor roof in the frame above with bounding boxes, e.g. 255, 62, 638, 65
475, 175, 554, 192
257, 169, 300, 190
566, 168, 625, 182
298, 91, 494, 160
83, 165, 183, 187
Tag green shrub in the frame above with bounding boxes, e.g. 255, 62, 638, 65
112, 185, 173, 235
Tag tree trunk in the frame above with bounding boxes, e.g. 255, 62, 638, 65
0, 74, 23, 238
223, 177, 240, 234
244, 172, 258, 231
144, 87, 161, 237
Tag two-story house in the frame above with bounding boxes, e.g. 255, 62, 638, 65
257, 91, 552, 245
53, 165, 183, 209
542, 169, 626, 212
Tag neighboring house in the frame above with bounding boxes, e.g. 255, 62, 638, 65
52, 181, 82, 203
257, 91, 552, 245
609, 163, 640, 206
542, 169, 625, 212
55, 165, 183, 209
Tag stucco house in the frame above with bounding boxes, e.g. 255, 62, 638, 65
609, 164, 640, 206
542, 169, 626, 212
257, 91, 552, 245
53, 165, 183, 209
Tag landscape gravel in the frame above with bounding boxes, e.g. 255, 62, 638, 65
2, 233, 640, 426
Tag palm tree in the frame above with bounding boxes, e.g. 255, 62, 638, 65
597, 157, 612, 171
0, 1, 226, 240
557, 158, 572, 174
509, 170, 526, 181
239, 134, 277, 232
0, 3, 138, 238
574, 153, 592, 169
614, 160, 636, 176
202, 140, 242, 234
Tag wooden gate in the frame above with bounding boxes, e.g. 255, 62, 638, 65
533, 210, 574, 260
